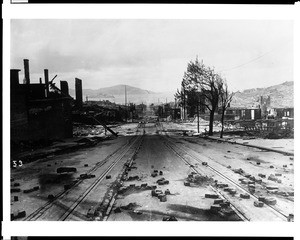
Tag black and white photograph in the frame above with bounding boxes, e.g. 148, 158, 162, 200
2, 2, 300, 240
8, 18, 295, 222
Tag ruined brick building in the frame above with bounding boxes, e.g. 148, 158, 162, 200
11, 59, 75, 144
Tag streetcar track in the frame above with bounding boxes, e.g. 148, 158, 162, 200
24, 127, 143, 221
60, 136, 143, 220
162, 138, 249, 221
158, 122, 289, 221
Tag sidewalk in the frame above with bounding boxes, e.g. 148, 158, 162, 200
204, 136, 294, 156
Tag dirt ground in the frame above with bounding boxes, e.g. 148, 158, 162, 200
10, 122, 294, 221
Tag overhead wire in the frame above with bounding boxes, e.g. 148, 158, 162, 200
218, 39, 292, 73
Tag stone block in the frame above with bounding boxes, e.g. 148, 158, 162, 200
151, 172, 158, 177
210, 204, 221, 212
220, 201, 230, 208
214, 199, 223, 204
264, 197, 277, 205
23, 188, 35, 193
229, 189, 237, 195
48, 194, 55, 200
11, 188, 21, 193
11, 210, 26, 220
205, 194, 219, 199
254, 201, 264, 207
258, 196, 265, 202
165, 189, 171, 195
240, 193, 250, 199
160, 194, 167, 202
266, 186, 278, 190
184, 181, 190, 186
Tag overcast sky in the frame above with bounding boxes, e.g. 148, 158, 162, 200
11, 19, 293, 93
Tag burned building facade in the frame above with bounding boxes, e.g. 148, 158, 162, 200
11, 59, 73, 145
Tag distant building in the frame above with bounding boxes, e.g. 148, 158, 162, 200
268, 107, 294, 119
220, 107, 262, 121
259, 95, 271, 118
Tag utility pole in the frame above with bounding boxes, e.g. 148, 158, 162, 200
125, 85, 127, 122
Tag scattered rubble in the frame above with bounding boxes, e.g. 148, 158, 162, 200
205, 193, 219, 199
80, 174, 96, 179
254, 201, 264, 207
23, 186, 39, 193
48, 194, 55, 200
240, 193, 250, 199
11, 210, 26, 220
11, 188, 21, 193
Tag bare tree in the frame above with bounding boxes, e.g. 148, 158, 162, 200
219, 80, 233, 138
184, 58, 223, 136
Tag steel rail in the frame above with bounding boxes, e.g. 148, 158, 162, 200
163, 139, 249, 221
164, 135, 288, 221
157, 122, 289, 221
59, 135, 143, 221
24, 133, 142, 221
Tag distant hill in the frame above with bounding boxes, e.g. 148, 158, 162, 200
69, 81, 293, 107
69, 84, 174, 104
231, 81, 293, 108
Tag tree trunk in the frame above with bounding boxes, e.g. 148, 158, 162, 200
209, 109, 215, 136
197, 104, 200, 133
220, 108, 225, 138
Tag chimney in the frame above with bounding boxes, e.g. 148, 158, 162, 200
23, 59, 30, 84
60, 81, 69, 96
10, 69, 21, 88
44, 69, 49, 97
75, 78, 83, 108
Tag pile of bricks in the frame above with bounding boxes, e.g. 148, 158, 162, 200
209, 198, 231, 213
11, 210, 26, 220
126, 175, 139, 181
157, 178, 169, 185
216, 183, 229, 188
257, 196, 277, 205
253, 201, 264, 207
151, 169, 161, 177
205, 193, 219, 199
23, 186, 40, 193
224, 187, 237, 195
151, 189, 167, 202
233, 168, 244, 174
258, 173, 266, 178
268, 174, 282, 183
240, 193, 250, 199
80, 174, 96, 179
